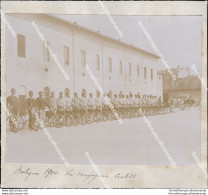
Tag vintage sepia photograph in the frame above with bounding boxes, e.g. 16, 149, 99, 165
1, 1, 207, 190
5, 13, 202, 165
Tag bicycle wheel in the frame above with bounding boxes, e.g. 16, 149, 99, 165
55, 115, 64, 128
18, 116, 25, 131
84, 112, 92, 124
9, 114, 19, 133
72, 114, 80, 126
80, 113, 87, 125
93, 112, 100, 123
65, 114, 73, 127
102, 111, 107, 122
130, 109, 134, 118
32, 117, 40, 131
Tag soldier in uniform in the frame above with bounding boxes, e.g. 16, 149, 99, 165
50, 91, 57, 114
146, 95, 150, 106
7, 88, 20, 132
132, 94, 138, 114
7, 88, 19, 115
44, 93, 52, 122
141, 95, 147, 113
80, 92, 87, 109
36, 91, 45, 123
129, 94, 134, 113
87, 93, 94, 109
26, 91, 36, 130
71, 92, 80, 110
121, 94, 125, 109
168, 97, 174, 112
118, 94, 123, 112
65, 92, 72, 114
95, 91, 103, 111
133, 94, 138, 105
101, 92, 107, 112
87, 93, 94, 118
56, 92, 65, 115
125, 95, 130, 108
112, 94, 119, 110
138, 95, 142, 108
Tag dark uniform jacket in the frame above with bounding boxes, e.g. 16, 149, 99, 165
7, 95, 19, 111
26, 98, 36, 110
36, 97, 45, 110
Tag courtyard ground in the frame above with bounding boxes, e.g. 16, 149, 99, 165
6, 109, 200, 166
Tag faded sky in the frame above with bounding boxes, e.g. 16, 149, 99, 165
56, 14, 202, 73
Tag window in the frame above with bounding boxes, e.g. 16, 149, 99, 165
119, 60, 122, 74
81, 50, 86, 67
129, 63, 131, 76
96, 54, 100, 71
43, 41, 50, 62
64, 46, 69, 65
144, 67, 147, 79
151, 69, 153, 80
17, 34, 26, 58
108, 57, 112, 72
137, 65, 140, 77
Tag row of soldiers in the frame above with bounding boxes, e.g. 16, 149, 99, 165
7, 88, 163, 130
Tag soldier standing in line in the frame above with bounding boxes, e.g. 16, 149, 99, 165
71, 92, 80, 111
95, 91, 103, 111
79, 91, 87, 119
56, 92, 65, 115
26, 91, 36, 130
50, 91, 57, 114
118, 94, 123, 111
125, 95, 129, 108
44, 93, 52, 122
65, 91, 72, 115
112, 94, 119, 110
36, 91, 46, 125
129, 94, 134, 113
137, 95, 142, 108
120, 94, 125, 110
141, 95, 145, 112
133, 94, 138, 107
87, 93, 94, 109
87, 93, 95, 119
7, 88, 20, 132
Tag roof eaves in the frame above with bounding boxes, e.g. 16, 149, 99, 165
46, 14, 160, 59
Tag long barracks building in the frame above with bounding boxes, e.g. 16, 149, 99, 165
6, 14, 163, 100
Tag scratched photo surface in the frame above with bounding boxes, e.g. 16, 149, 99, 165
5, 14, 202, 166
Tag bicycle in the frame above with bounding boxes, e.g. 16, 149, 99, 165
18, 109, 29, 130
7, 109, 24, 133
54, 111, 65, 128
93, 106, 102, 123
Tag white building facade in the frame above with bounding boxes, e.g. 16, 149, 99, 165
6, 14, 163, 99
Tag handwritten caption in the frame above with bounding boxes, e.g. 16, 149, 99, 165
13, 166, 137, 184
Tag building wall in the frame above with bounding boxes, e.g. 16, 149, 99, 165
6, 14, 163, 99
164, 90, 200, 100
6, 15, 74, 97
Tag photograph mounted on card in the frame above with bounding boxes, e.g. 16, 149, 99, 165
1, 1, 207, 189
